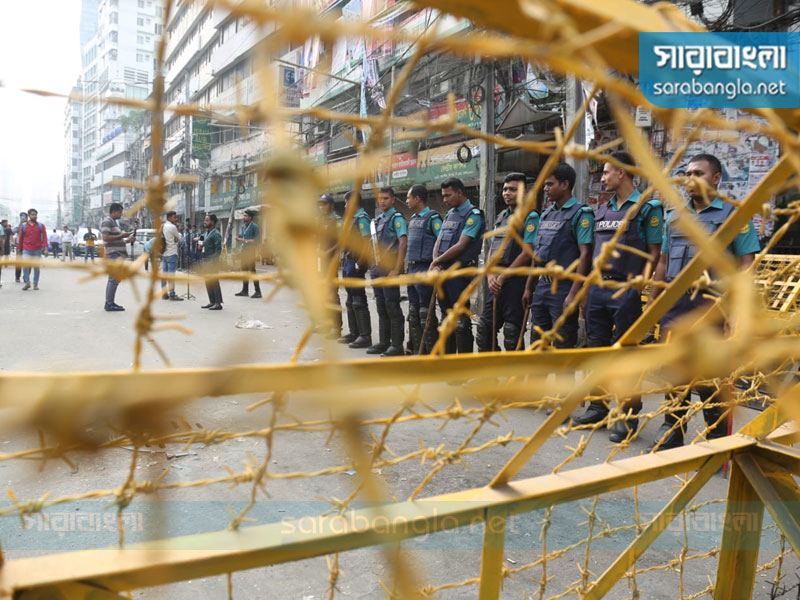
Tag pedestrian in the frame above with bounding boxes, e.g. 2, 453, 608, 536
143, 234, 156, 271
366, 187, 408, 357
61, 226, 75, 261
429, 177, 485, 354
160, 211, 184, 301
83, 227, 98, 262
571, 152, 663, 441
405, 184, 442, 354
14, 212, 26, 283
340, 191, 373, 348
49, 228, 61, 260
18, 208, 49, 290
234, 209, 262, 298
522, 163, 594, 350
645, 153, 759, 452
101, 202, 135, 311
319, 193, 343, 338
477, 172, 540, 353
0, 219, 13, 287
198, 214, 224, 310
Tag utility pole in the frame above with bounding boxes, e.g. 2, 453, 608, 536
565, 76, 589, 201
477, 60, 496, 313
183, 71, 193, 226
387, 65, 395, 188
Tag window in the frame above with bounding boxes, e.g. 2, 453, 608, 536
109, 30, 117, 43
138, 0, 144, 6
155, 24, 162, 34
73, 158, 79, 166
110, 12, 117, 24
72, 145, 79, 152
137, 17, 144, 26
73, 131, 79, 138
72, 117, 79, 124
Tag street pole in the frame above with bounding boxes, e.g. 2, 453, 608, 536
477, 59, 496, 313
387, 65, 395, 188
565, 76, 588, 201
183, 71, 193, 226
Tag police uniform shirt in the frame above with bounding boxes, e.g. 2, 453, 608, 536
522, 211, 540, 244
608, 188, 663, 245
377, 207, 408, 240
456, 201, 484, 238
661, 197, 760, 256
551, 196, 595, 245
354, 208, 372, 238
414, 206, 443, 237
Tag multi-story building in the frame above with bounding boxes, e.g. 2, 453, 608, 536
63, 81, 84, 226
78, 0, 163, 225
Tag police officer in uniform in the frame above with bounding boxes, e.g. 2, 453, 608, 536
405, 184, 442, 354
430, 177, 485, 354
477, 172, 539, 352
339, 191, 374, 349
646, 153, 759, 452
319, 193, 344, 338
523, 163, 594, 349
367, 187, 408, 357
571, 152, 663, 440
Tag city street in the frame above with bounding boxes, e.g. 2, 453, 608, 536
0, 262, 792, 599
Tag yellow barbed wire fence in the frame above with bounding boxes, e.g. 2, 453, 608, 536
1, 0, 800, 598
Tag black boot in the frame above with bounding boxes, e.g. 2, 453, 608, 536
502, 322, 522, 352
381, 301, 405, 357
420, 306, 438, 354
609, 401, 642, 443
348, 297, 372, 349
646, 399, 686, 453
572, 401, 609, 426
476, 318, 494, 353
407, 305, 422, 355
455, 315, 474, 354
235, 282, 249, 297
338, 301, 358, 344
702, 404, 730, 441
367, 297, 390, 354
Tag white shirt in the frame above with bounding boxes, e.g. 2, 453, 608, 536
50, 230, 62, 243
162, 221, 181, 257
62, 230, 74, 244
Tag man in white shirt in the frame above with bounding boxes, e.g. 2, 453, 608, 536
61, 226, 75, 261
49, 228, 62, 259
161, 210, 184, 301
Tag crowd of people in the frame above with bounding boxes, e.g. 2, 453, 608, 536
321, 151, 760, 452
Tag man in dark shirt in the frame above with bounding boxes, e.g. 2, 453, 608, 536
198, 214, 224, 310
0, 219, 12, 286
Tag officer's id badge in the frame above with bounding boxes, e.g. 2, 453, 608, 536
526, 223, 535, 232
467, 218, 474, 225
434, 222, 441, 230
580, 218, 590, 228
650, 216, 660, 227
740, 223, 750, 234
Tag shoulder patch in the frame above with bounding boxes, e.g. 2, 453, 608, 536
649, 216, 660, 227
526, 223, 535, 233
358, 222, 365, 230
466, 217, 475, 226
740, 223, 750, 234
433, 221, 441, 230
580, 217, 591, 228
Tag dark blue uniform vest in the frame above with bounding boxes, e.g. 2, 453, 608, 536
406, 210, 438, 262
534, 202, 586, 269
375, 211, 401, 252
489, 209, 529, 266
665, 202, 736, 282
593, 201, 653, 279
438, 205, 485, 266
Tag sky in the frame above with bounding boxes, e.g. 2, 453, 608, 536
0, 0, 82, 216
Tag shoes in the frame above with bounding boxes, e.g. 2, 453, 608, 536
337, 333, 357, 344
22, 283, 30, 291
104, 303, 125, 312
380, 346, 404, 357
208, 304, 223, 310
250, 292, 262, 299
348, 336, 372, 349
201, 303, 214, 309
571, 402, 609, 426
234, 290, 249, 297
366, 343, 390, 355
33, 285, 39, 291
169, 295, 184, 301
609, 418, 639, 443
15, 279, 20, 283
162, 294, 169, 300
646, 422, 684, 453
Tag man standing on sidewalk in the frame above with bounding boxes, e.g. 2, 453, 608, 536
61, 226, 75, 261
199, 214, 224, 310
234, 209, 262, 298
101, 202, 135, 311
161, 211, 184, 301
19, 209, 48, 290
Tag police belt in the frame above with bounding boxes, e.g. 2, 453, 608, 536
601, 274, 627, 281
407, 260, 431, 266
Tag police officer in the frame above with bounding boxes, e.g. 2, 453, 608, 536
646, 153, 759, 452
571, 152, 663, 441
319, 193, 344, 339
477, 172, 539, 352
339, 191, 373, 349
405, 184, 442, 354
523, 163, 594, 349
367, 187, 408, 357
430, 177, 485, 354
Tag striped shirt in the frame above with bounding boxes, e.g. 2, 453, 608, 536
101, 216, 127, 257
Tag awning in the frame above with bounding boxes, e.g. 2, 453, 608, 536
497, 98, 560, 131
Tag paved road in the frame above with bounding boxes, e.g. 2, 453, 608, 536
0, 262, 791, 599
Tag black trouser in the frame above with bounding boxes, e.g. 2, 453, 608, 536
239, 257, 261, 294
205, 278, 223, 304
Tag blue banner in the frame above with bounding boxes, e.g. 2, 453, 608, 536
639, 32, 800, 108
